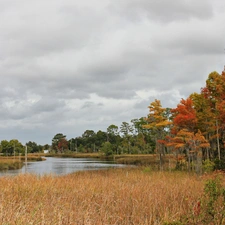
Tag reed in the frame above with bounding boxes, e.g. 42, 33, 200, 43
0, 168, 211, 224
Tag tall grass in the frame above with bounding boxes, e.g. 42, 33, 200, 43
0, 168, 210, 224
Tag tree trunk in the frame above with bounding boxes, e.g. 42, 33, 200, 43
186, 148, 191, 173
216, 119, 221, 160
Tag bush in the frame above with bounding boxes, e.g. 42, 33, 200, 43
203, 159, 215, 173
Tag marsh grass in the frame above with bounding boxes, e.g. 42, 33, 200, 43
0, 168, 210, 224
0, 158, 23, 170
0, 156, 44, 171
43, 153, 101, 158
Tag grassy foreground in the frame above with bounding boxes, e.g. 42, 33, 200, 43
1, 168, 223, 225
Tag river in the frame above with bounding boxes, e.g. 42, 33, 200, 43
0, 157, 126, 176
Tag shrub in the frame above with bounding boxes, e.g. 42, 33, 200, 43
202, 159, 215, 173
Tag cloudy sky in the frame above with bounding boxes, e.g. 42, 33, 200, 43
0, 0, 225, 145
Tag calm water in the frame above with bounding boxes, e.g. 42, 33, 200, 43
0, 157, 126, 176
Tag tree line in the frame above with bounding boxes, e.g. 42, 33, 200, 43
51, 119, 156, 156
0, 139, 50, 156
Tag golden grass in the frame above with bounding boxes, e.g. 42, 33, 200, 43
42, 152, 101, 158
0, 168, 210, 224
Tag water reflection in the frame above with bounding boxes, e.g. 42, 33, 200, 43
0, 157, 126, 176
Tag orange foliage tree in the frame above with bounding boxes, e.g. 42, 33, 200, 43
166, 129, 209, 173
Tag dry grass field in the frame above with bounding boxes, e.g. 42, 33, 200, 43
0, 167, 220, 225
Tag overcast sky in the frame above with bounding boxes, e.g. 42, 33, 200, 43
0, 0, 225, 145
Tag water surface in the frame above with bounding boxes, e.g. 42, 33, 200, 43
0, 157, 126, 176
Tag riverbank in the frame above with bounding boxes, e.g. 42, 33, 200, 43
0, 167, 223, 224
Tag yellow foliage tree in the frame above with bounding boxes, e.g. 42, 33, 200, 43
143, 99, 171, 170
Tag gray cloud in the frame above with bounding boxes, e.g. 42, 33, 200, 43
0, 0, 224, 144
109, 0, 213, 22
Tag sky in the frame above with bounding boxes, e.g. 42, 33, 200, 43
0, 0, 225, 145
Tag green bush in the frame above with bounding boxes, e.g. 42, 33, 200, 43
203, 159, 215, 173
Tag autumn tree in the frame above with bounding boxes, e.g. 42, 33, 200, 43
52, 133, 67, 152
143, 99, 171, 170
171, 97, 197, 133
200, 71, 225, 160
167, 129, 209, 173
58, 138, 68, 152
190, 92, 214, 159
170, 97, 199, 170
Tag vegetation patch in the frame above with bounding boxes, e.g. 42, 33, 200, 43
0, 160, 23, 170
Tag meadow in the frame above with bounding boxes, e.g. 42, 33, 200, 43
0, 167, 224, 225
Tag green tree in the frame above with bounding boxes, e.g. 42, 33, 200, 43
0, 140, 10, 155
107, 124, 121, 154
10, 139, 24, 155
101, 142, 113, 156
26, 141, 42, 153
1, 139, 23, 155
107, 124, 118, 142
120, 122, 133, 154
81, 130, 96, 152
96, 130, 107, 151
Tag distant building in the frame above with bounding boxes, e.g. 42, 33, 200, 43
43, 150, 49, 154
